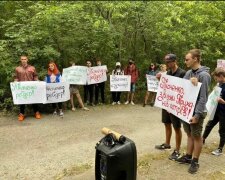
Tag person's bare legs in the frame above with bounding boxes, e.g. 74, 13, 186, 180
186, 133, 194, 155
126, 92, 130, 102
193, 136, 203, 159
70, 94, 75, 111
131, 92, 135, 102
144, 91, 149, 105
76, 92, 89, 110
165, 123, 172, 145
75, 92, 84, 108
174, 127, 182, 151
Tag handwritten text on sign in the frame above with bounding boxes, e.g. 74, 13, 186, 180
217, 59, 225, 70
10, 81, 46, 104
154, 74, 201, 123
110, 75, 131, 91
206, 86, 222, 120
45, 82, 70, 103
87, 65, 107, 85
146, 75, 159, 92
62, 66, 87, 85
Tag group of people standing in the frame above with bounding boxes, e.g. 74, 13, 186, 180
13, 55, 140, 120
154, 49, 225, 174
13, 49, 225, 174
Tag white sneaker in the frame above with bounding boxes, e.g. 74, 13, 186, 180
117, 101, 121, 105
124, 101, 129, 105
82, 107, 89, 111
131, 101, 135, 105
212, 148, 222, 156
59, 111, 64, 117
112, 102, 116, 105
53, 111, 57, 115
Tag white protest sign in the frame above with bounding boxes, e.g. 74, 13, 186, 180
110, 75, 131, 91
10, 81, 46, 104
146, 75, 159, 92
206, 86, 222, 120
45, 82, 70, 103
154, 74, 202, 123
62, 66, 87, 85
217, 59, 225, 70
87, 65, 107, 85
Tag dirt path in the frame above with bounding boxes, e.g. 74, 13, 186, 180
0, 105, 224, 180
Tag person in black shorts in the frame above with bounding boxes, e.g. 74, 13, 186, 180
155, 54, 186, 161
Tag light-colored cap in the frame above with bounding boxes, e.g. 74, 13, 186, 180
116, 62, 121, 66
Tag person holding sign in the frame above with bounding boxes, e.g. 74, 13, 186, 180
84, 60, 95, 106
69, 62, 89, 111
155, 54, 186, 161
202, 68, 225, 156
94, 59, 106, 105
111, 62, 124, 105
143, 63, 159, 107
45, 62, 64, 117
176, 49, 211, 174
14, 54, 41, 121
124, 58, 139, 105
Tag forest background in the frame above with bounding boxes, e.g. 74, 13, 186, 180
1, 1, 225, 112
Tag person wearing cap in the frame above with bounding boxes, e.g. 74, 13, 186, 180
155, 53, 186, 161
111, 62, 124, 105
176, 49, 211, 174
14, 54, 41, 121
143, 63, 159, 107
124, 58, 139, 105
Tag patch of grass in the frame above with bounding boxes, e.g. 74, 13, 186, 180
201, 142, 218, 154
54, 163, 92, 180
137, 151, 170, 176
206, 171, 225, 179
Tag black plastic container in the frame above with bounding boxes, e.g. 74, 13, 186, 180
95, 134, 137, 180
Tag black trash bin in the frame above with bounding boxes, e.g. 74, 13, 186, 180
95, 129, 137, 180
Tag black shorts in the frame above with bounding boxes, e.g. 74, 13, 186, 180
162, 109, 181, 129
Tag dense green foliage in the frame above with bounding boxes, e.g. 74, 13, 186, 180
1, 1, 225, 111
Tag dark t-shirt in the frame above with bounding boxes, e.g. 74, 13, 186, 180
218, 83, 225, 114
167, 67, 186, 78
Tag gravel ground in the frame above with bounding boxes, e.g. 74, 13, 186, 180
0, 104, 224, 180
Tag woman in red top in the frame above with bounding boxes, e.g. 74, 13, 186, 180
124, 59, 139, 105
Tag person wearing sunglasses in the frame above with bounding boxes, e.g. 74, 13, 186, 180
143, 63, 159, 107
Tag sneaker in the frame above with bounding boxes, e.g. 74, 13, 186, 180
143, 103, 146, 107
155, 143, 171, 150
188, 161, 199, 174
169, 150, 180, 160
71, 107, 76, 111
82, 107, 89, 111
175, 154, 192, 164
35, 112, 41, 119
150, 103, 154, 107
124, 101, 129, 105
112, 102, 116, 105
53, 111, 57, 115
117, 101, 121, 105
131, 101, 135, 105
211, 148, 222, 156
18, 113, 25, 121
59, 111, 64, 117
